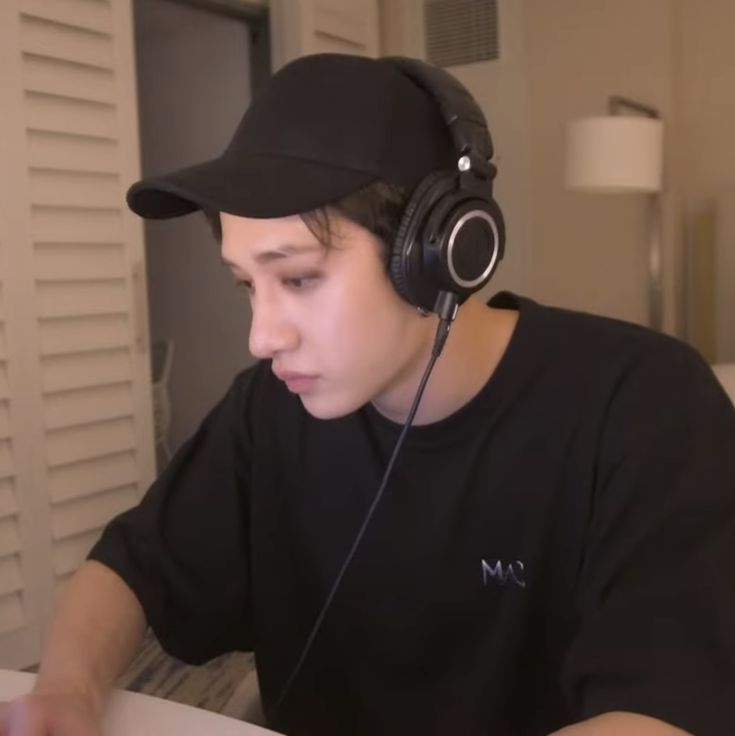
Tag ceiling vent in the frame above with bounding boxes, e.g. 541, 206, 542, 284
424, 0, 499, 68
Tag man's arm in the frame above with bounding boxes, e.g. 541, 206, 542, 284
550, 712, 691, 736
0, 561, 146, 735
32, 559, 146, 715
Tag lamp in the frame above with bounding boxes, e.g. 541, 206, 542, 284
566, 96, 665, 329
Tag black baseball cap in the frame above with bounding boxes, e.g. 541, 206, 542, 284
126, 53, 456, 220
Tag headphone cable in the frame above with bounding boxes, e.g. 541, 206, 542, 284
269, 291, 459, 724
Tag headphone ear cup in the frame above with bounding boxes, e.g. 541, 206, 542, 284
426, 190, 505, 297
481, 194, 505, 265
390, 171, 452, 308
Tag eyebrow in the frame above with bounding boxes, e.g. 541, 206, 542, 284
221, 243, 323, 268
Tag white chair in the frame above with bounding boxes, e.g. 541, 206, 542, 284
151, 339, 174, 463
712, 363, 735, 406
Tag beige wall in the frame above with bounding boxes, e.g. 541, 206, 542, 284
673, 0, 735, 360
515, 0, 735, 344
523, 0, 676, 327
674, 0, 735, 214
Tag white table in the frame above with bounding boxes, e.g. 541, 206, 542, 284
0, 669, 281, 735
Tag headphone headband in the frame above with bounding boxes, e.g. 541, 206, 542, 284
385, 56, 495, 177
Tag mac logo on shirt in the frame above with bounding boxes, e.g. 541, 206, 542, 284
481, 558, 527, 589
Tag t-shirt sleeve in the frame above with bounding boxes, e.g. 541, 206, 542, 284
88, 370, 256, 665
562, 338, 735, 735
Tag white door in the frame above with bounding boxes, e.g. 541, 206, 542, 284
0, 0, 155, 668
269, 0, 380, 68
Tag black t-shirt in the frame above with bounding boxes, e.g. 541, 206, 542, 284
89, 293, 735, 735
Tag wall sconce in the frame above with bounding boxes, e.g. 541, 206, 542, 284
565, 96, 665, 330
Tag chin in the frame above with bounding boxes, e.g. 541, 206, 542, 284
298, 391, 366, 421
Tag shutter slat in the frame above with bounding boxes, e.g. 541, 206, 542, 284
0, 403, 11, 442
42, 349, 132, 393
0, 480, 18, 520
0, 556, 23, 597
0, 519, 22, 558
0, 442, 15, 482
40, 315, 130, 356
49, 451, 138, 504
51, 485, 138, 540
0, 367, 9, 401
21, 0, 113, 36
313, 3, 368, 46
34, 242, 126, 281
46, 417, 135, 467
20, 14, 114, 70
52, 529, 100, 577
37, 279, 128, 318
45, 382, 133, 431
31, 207, 124, 243
0, 593, 25, 636
25, 92, 117, 139
23, 52, 116, 105
29, 169, 121, 209
28, 130, 120, 174
313, 31, 364, 54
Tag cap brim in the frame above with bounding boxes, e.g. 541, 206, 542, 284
126, 155, 376, 220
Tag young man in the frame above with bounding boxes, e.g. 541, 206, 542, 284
2, 54, 734, 736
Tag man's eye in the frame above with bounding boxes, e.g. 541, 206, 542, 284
283, 275, 319, 289
236, 280, 253, 293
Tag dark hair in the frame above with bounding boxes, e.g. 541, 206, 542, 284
203, 208, 223, 242
203, 180, 408, 265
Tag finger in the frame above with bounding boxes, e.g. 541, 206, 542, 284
1, 699, 44, 736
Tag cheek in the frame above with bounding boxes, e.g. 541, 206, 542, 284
315, 270, 404, 354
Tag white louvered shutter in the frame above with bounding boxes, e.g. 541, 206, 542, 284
0, 0, 155, 668
0, 249, 46, 669
269, 0, 380, 68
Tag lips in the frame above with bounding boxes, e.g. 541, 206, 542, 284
273, 369, 319, 393
273, 369, 315, 382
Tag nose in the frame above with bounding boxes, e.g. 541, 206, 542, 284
248, 296, 299, 360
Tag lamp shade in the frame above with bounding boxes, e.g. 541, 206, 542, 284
565, 116, 664, 193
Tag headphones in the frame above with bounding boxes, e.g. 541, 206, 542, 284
385, 57, 506, 315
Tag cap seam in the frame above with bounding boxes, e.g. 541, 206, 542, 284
232, 151, 381, 178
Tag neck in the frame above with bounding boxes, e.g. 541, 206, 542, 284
373, 295, 519, 426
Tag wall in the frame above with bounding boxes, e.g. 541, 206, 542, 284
674, 0, 735, 214
134, 0, 256, 456
673, 0, 735, 360
522, 0, 676, 327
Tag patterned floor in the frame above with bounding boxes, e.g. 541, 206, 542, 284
118, 630, 264, 724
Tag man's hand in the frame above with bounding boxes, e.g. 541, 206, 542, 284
0, 689, 101, 736
0, 561, 147, 736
